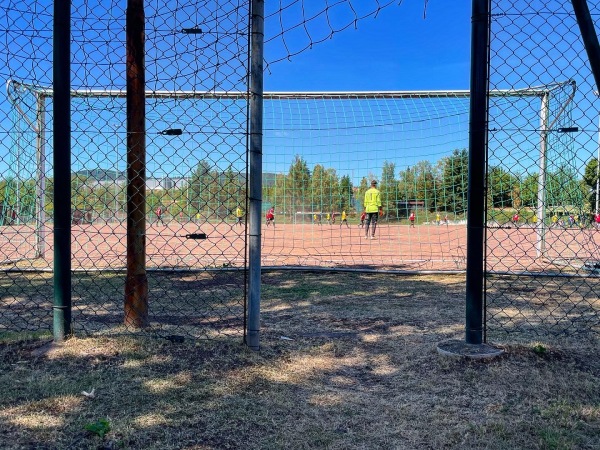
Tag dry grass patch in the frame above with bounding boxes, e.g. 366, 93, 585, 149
0, 271, 599, 449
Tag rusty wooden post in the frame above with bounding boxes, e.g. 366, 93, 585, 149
125, 0, 148, 327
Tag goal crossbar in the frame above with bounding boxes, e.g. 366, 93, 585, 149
8, 79, 574, 101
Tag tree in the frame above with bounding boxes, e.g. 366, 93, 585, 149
324, 168, 340, 212
440, 148, 468, 215
413, 160, 437, 212
311, 164, 326, 211
487, 166, 517, 208
520, 173, 538, 208
338, 175, 353, 212
397, 166, 417, 218
511, 185, 522, 210
189, 159, 213, 215
583, 157, 599, 212
287, 155, 311, 213
223, 165, 243, 215
546, 164, 582, 210
357, 177, 369, 212
380, 161, 397, 217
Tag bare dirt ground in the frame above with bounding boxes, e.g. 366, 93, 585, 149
3, 221, 598, 273
1, 271, 599, 449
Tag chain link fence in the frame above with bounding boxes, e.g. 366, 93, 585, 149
2, 1, 596, 343
485, 0, 600, 340
1, 0, 252, 340
0, 1, 407, 340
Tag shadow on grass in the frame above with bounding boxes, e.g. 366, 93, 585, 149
0, 271, 599, 449
0, 270, 247, 339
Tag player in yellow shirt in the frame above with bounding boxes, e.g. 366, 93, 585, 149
340, 210, 349, 228
235, 206, 244, 227
364, 180, 382, 239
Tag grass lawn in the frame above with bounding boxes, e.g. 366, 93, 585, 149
1, 271, 599, 449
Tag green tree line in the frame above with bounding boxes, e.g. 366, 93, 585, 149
1, 154, 598, 223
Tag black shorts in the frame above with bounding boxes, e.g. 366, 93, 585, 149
366, 212, 378, 224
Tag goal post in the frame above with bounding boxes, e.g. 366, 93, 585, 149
3, 80, 578, 272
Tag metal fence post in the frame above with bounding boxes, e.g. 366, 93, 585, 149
536, 93, 550, 258
246, 0, 264, 350
36, 93, 47, 259
572, 0, 600, 92
53, 0, 72, 341
465, 0, 490, 345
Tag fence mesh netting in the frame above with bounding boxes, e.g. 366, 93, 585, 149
1, 0, 252, 338
485, 0, 600, 340
0, 1, 407, 338
1, 1, 598, 341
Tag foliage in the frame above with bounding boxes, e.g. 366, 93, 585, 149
488, 166, 517, 208
380, 161, 397, 216
338, 175, 353, 212
1, 149, 594, 221
583, 157, 599, 211
84, 418, 111, 438
440, 148, 468, 215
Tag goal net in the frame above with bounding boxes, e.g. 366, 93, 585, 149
2, 82, 582, 272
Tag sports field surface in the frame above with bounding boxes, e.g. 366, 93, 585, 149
2, 221, 598, 273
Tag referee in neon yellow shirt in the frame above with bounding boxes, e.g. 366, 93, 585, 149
364, 180, 382, 239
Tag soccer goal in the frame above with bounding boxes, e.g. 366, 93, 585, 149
2, 80, 579, 272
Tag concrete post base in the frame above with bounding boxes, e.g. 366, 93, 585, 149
437, 339, 504, 359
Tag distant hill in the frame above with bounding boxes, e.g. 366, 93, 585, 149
73, 168, 279, 187
263, 172, 277, 187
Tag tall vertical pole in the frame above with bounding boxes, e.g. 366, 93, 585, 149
36, 94, 47, 258
536, 93, 550, 258
53, 0, 72, 341
125, 0, 148, 327
465, 0, 490, 345
571, 0, 600, 218
246, 0, 264, 350
572, 0, 600, 93
594, 118, 600, 219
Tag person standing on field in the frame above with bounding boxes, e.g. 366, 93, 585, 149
266, 206, 275, 227
512, 212, 519, 227
359, 211, 366, 228
364, 180, 382, 239
340, 210, 349, 228
409, 211, 416, 228
155, 206, 165, 226
235, 206, 244, 227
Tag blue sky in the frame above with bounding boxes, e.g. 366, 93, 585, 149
263, 1, 472, 91
0, 1, 596, 188
1, 1, 475, 184
259, 1, 474, 180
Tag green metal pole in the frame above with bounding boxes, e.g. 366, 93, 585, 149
246, 0, 264, 350
571, 0, 600, 92
53, 0, 72, 341
465, 0, 490, 345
